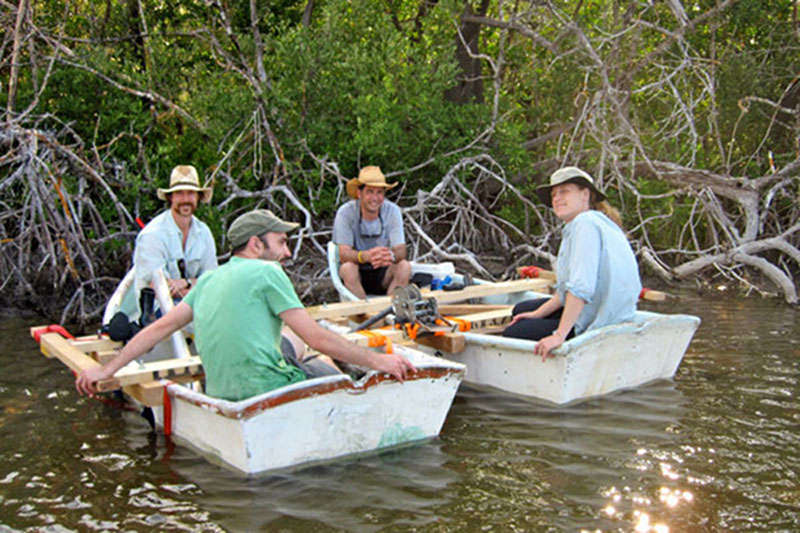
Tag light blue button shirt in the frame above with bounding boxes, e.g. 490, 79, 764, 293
132, 209, 218, 297
555, 210, 641, 335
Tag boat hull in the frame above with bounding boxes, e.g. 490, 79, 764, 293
441, 310, 699, 405
152, 348, 465, 475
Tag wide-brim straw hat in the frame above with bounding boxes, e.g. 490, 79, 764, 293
157, 165, 213, 204
535, 166, 606, 207
346, 166, 398, 199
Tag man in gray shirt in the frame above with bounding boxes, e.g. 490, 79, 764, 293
332, 166, 411, 298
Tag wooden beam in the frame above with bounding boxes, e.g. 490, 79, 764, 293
96, 356, 204, 392
124, 375, 204, 407
38, 332, 100, 373
307, 279, 550, 319
516, 266, 670, 301
124, 381, 165, 407
71, 337, 122, 353
438, 304, 512, 316
414, 333, 466, 353
96, 350, 119, 365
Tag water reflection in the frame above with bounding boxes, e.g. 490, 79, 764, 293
165, 438, 457, 532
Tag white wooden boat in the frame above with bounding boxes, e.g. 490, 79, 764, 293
324, 258, 700, 404
443, 307, 700, 404
151, 346, 464, 475
30, 325, 465, 476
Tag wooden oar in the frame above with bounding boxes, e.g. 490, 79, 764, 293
516, 266, 669, 301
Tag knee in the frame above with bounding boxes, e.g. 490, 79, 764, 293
340, 262, 359, 282
394, 259, 411, 280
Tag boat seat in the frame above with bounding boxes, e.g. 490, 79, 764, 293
327, 241, 460, 302
327, 241, 363, 302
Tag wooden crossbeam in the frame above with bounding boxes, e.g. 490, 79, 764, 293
307, 278, 550, 320
414, 333, 466, 353
97, 356, 204, 392
516, 266, 669, 301
124, 374, 203, 407
38, 332, 101, 373
71, 336, 122, 353
438, 304, 511, 316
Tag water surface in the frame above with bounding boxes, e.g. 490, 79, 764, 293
1, 292, 798, 531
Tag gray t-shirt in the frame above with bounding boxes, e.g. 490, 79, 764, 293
332, 200, 405, 265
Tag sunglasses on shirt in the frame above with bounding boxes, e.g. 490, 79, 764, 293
359, 211, 384, 238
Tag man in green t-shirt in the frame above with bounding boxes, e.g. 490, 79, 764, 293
76, 210, 416, 401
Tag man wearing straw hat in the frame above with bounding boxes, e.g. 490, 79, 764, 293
332, 166, 411, 298
76, 209, 416, 401
133, 165, 217, 306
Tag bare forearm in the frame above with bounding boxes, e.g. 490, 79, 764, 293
339, 245, 360, 264
308, 328, 382, 368
554, 292, 584, 339
532, 294, 562, 318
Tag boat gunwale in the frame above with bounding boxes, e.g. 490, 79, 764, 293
457, 311, 702, 354
166, 364, 465, 421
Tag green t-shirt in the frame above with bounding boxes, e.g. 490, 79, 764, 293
183, 256, 306, 401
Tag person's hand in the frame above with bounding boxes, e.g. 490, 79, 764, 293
75, 366, 114, 396
373, 353, 417, 382
533, 332, 565, 361
510, 311, 537, 325
167, 278, 190, 298
368, 246, 394, 268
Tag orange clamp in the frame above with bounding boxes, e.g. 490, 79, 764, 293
444, 316, 471, 332
357, 330, 394, 354
403, 322, 421, 340
519, 266, 542, 278
32, 324, 76, 344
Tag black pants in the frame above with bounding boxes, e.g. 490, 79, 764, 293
502, 298, 575, 342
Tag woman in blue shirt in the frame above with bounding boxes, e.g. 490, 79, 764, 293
503, 167, 642, 358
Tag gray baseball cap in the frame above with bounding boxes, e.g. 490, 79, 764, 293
227, 209, 300, 248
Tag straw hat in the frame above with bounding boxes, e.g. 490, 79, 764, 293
346, 166, 397, 199
535, 166, 605, 207
157, 165, 213, 203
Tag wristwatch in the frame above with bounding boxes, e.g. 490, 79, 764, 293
185, 278, 192, 289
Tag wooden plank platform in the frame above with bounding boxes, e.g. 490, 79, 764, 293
30, 305, 514, 405
96, 356, 204, 392
307, 278, 550, 320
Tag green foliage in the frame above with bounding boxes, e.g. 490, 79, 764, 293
5, 0, 796, 249
266, 0, 490, 210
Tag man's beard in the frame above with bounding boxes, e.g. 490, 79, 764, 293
175, 203, 196, 215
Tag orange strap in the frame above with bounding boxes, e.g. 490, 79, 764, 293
444, 316, 471, 332
357, 330, 394, 354
403, 322, 421, 340
32, 324, 75, 344
519, 266, 543, 278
